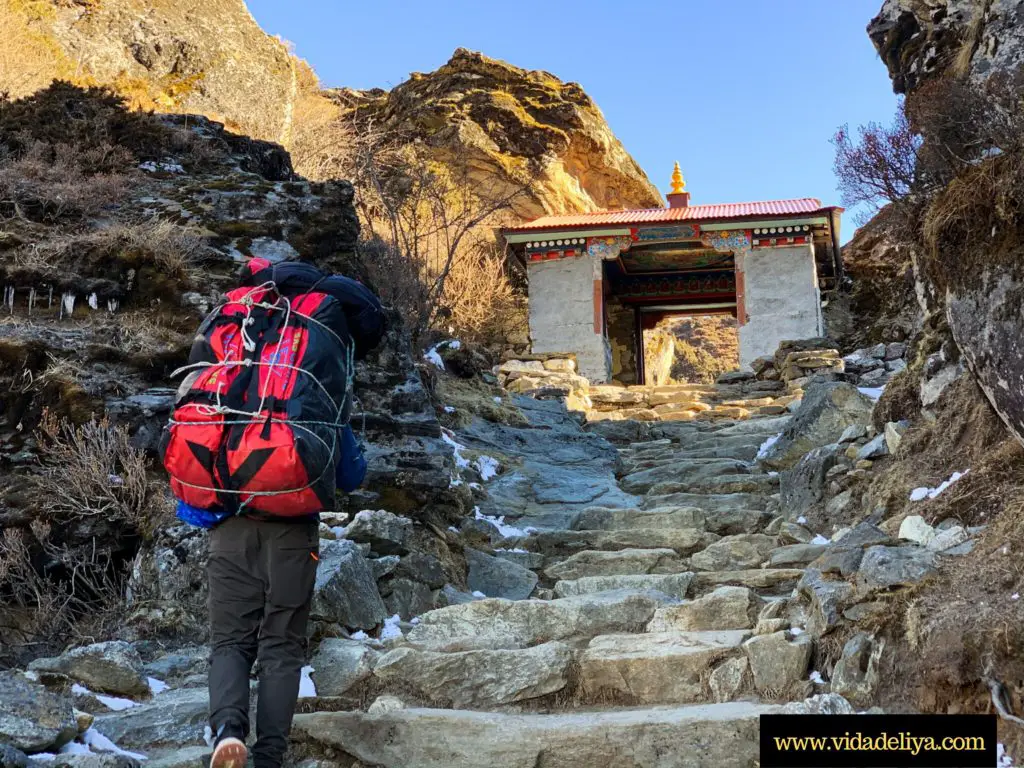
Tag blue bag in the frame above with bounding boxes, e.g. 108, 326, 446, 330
176, 499, 232, 529
336, 423, 368, 493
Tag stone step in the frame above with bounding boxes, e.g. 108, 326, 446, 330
578, 630, 750, 705
690, 534, 779, 571
572, 506, 707, 532
648, 586, 760, 632
405, 590, 671, 652
642, 492, 772, 513
519, 528, 713, 557
553, 572, 694, 599
542, 548, 689, 581
690, 569, 804, 595
645, 473, 778, 497
619, 459, 752, 495
292, 701, 776, 768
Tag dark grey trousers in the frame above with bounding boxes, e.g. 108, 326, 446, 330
207, 515, 319, 768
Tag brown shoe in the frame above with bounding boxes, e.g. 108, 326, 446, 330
210, 736, 248, 768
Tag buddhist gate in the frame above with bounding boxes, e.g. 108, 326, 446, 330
502, 165, 843, 384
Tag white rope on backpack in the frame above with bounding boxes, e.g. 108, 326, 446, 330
166, 280, 360, 506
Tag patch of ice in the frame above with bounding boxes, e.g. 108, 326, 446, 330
29, 754, 56, 762
350, 630, 369, 641
811, 535, 830, 545
472, 591, 486, 598
441, 430, 471, 469
59, 742, 91, 756
83, 727, 147, 761
755, 433, 782, 461
423, 348, 445, 370
474, 507, 535, 538
443, 406, 456, 414
447, 526, 459, 533
87, 688, 139, 711
909, 469, 969, 502
789, 627, 805, 637
298, 665, 316, 698
858, 386, 885, 401
475, 455, 500, 481
147, 677, 168, 695
796, 516, 807, 525
809, 670, 825, 685
380, 614, 403, 641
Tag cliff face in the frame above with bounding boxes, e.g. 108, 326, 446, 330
869, 0, 1024, 92
1, 0, 314, 146
332, 49, 664, 219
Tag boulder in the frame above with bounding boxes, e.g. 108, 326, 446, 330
898, 516, 936, 546
0, 672, 76, 753
383, 578, 435, 620
406, 590, 667, 652
553, 573, 694, 599
690, 534, 776, 571
309, 639, 379, 697
29, 642, 149, 699
884, 421, 908, 453
781, 694, 855, 714
831, 633, 884, 707
543, 548, 684, 581
465, 548, 538, 600
647, 587, 756, 632
311, 539, 389, 630
856, 434, 889, 460
343, 510, 412, 555
798, 568, 854, 637
768, 543, 828, 568
760, 383, 875, 470
373, 642, 572, 708
857, 546, 938, 592
92, 689, 209, 749
0, 746, 29, 768
709, 657, 750, 703
929, 525, 969, 552
779, 445, 841, 516
743, 631, 812, 695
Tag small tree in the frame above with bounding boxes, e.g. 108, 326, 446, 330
832, 103, 922, 223
344, 117, 535, 342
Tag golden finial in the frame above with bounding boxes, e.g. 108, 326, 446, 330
670, 162, 686, 194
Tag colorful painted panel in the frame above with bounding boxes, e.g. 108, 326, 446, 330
701, 229, 752, 253
635, 224, 700, 242
620, 248, 733, 274
586, 235, 633, 260
611, 270, 736, 301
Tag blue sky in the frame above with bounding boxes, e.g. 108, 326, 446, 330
248, 0, 898, 241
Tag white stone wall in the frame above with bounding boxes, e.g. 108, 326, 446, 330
738, 244, 823, 367
527, 256, 610, 382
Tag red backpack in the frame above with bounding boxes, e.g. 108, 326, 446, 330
160, 277, 353, 518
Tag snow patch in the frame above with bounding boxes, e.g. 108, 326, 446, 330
858, 386, 886, 401
71, 684, 139, 712
443, 406, 456, 414
298, 665, 316, 698
999, 743, 1015, 767
474, 507, 535, 538
147, 677, 168, 695
475, 455, 500, 481
809, 670, 825, 685
909, 469, 969, 501
796, 516, 807, 525
756, 433, 782, 460
441, 430, 471, 469
380, 614, 403, 641
83, 727, 148, 761
422, 339, 461, 370
472, 591, 486, 598
350, 630, 369, 641
811, 535, 830, 545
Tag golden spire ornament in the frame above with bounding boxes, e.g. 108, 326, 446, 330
670, 162, 686, 194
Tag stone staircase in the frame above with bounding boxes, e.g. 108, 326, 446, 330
586, 376, 800, 424
289, 392, 829, 768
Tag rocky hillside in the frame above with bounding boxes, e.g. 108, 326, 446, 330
316, 48, 662, 219
0, 0, 330, 147
869, 0, 1024, 93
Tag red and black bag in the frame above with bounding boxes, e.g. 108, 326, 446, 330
160, 263, 366, 518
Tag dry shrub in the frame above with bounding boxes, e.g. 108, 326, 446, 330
0, 140, 130, 223
0, 413, 169, 655
436, 242, 528, 346
32, 411, 151, 528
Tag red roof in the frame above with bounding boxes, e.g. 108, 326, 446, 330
504, 198, 837, 232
